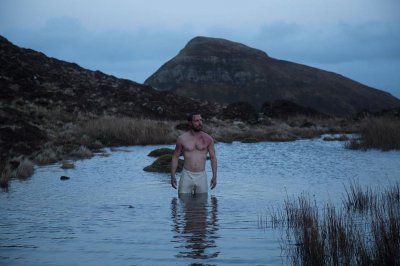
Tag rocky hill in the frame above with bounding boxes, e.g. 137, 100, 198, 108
0, 35, 219, 166
145, 36, 400, 116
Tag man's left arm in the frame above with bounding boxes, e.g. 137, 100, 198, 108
208, 138, 217, 189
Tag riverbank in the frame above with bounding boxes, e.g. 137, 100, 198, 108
0, 115, 357, 190
2, 113, 400, 190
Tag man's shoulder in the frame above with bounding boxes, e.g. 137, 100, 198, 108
179, 132, 191, 138
177, 132, 190, 142
201, 131, 214, 142
200, 131, 212, 137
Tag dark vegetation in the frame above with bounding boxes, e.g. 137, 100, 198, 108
263, 181, 400, 265
346, 117, 400, 150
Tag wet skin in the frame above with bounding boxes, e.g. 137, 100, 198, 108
171, 114, 217, 190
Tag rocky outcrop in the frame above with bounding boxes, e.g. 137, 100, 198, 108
143, 154, 183, 173
145, 36, 400, 116
147, 148, 174, 157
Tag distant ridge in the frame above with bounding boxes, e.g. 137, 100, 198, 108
145, 36, 400, 116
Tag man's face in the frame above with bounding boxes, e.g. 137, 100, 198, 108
190, 114, 203, 132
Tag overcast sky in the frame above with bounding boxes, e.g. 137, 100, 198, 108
1, 0, 399, 98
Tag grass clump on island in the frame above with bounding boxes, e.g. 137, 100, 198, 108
0, 157, 35, 190
80, 116, 178, 146
204, 116, 351, 143
264, 181, 400, 265
79, 116, 332, 146
346, 118, 400, 150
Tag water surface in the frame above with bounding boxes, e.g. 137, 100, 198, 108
1, 138, 399, 265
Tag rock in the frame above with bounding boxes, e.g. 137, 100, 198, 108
61, 161, 75, 169
143, 154, 183, 173
60, 175, 70, 180
147, 148, 174, 157
322, 135, 349, 141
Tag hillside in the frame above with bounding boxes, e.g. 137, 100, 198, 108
145, 36, 400, 116
0, 35, 219, 167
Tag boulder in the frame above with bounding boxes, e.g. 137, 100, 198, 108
143, 154, 183, 173
147, 148, 174, 157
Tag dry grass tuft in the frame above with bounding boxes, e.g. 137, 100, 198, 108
80, 116, 178, 146
15, 158, 34, 179
35, 145, 62, 165
61, 161, 75, 169
343, 180, 377, 213
346, 118, 400, 150
69, 146, 93, 159
0, 157, 35, 189
0, 167, 11, 190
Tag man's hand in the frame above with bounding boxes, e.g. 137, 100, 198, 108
171, 176, 177, 189
210, 177, 217, 189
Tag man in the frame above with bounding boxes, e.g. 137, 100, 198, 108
171, 113, 217, 194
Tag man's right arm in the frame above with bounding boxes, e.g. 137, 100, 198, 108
171, 138, 183, 189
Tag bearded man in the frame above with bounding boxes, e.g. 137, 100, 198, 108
170, 113, 217, 194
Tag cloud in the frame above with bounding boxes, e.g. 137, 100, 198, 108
2, 17, 196, 81
1, 16, 399, 98
251, 21, 400, 65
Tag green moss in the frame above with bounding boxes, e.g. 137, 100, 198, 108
147, 148, 174, 157
143, 154, 183, 173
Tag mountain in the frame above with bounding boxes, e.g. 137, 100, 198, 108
145, 36, 400, 116
0, 35, 219, 164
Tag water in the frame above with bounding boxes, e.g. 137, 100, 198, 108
1, 138, 399, 265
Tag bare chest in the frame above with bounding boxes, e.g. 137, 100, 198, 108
183, 137, 209, 152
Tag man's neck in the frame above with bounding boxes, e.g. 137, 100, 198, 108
190, 129, 202, 136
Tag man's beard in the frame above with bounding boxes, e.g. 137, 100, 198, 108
192, 125, 202, 132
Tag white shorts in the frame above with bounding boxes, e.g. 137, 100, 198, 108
178, 169, 208, 194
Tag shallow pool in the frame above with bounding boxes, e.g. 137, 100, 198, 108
1, 138, 399, 265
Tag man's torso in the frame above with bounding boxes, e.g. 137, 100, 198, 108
180, 131, 211, 172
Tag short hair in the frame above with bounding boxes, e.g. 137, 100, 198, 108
187, 112, 201, 121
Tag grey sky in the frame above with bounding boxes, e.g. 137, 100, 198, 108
1, 0, 399, 98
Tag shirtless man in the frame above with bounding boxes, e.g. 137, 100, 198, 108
171, 113, 217, 194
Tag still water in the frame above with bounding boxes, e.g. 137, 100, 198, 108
1, 137, 399, 265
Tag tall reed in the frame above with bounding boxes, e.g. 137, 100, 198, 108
275, 182, 400, 265
343, 180, 376, 213
346, 118, 400, 150
0, 157, 35, 189
0, 167, 11, 189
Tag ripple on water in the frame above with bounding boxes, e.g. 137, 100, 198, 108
1, 139, 399, 265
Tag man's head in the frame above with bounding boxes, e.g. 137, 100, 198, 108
187, 112, 202, 132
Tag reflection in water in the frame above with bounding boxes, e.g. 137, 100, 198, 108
171, 194, 219, 260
